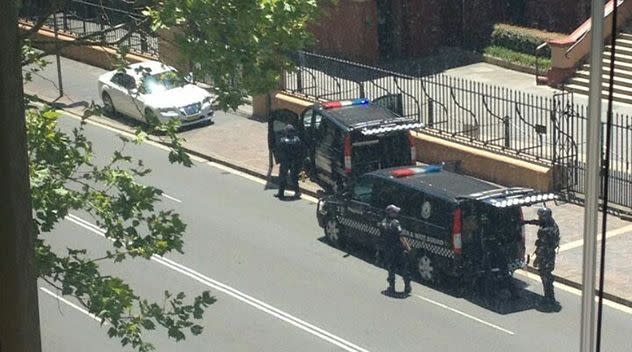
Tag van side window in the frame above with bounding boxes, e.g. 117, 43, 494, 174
319, 120, 336, 150
352, 177, 374, 203
371, 181, 407, 210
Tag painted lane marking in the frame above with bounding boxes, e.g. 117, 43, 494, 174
65, 214, 371, 352
58, 108, 318, 204
40, 287, 106, 325
205, 161, 319, 204
513, 270, 632, 315
557, 223, 632, 253
414, 295, 515, 335
162, 193, 182, 203
57, 107, 632, 317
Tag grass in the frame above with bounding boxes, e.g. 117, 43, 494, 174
483, 45, 552, 71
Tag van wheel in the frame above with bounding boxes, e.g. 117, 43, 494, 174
324, 215, 345, 248
416, 254, 436, 283
145, 108, 160, 126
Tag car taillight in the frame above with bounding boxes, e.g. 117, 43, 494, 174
452, 208, 462, 256
408, 133, 417, 164
343, 135, 352, 175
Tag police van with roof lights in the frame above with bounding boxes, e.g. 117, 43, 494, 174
316, 165, 557, 286
295, 98, 423, 192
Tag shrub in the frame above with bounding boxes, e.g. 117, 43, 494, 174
490, 23, 566, 58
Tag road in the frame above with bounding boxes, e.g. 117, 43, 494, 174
36, 112, 632, 352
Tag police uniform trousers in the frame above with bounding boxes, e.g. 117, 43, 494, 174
278, 160, 300, 195
537, 248, 556, 301
385, 247, 411, 286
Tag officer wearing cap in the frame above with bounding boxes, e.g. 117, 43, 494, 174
275, 124, 303, 199
524, 207, 561, 310
379, 204, 413, 296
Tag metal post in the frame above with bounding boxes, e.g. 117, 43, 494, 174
503, 115, 511, 148
296, 68, 303, 93
581, 0, 605, 351
52, 13, 64, 97
428, 98, 434, 128
359, 82, 365, 99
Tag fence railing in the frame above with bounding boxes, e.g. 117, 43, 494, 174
282, 51, 632, 214
19, 0, 158, 57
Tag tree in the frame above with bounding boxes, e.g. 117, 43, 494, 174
9, 0, 322, 351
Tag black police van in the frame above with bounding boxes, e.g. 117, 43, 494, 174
316, 165, 557, 286
298, 99, 423, 192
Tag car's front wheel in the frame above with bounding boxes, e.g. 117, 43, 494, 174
144, 108, 160, 126
102, 93, 115, 116
324, 215, 345, 249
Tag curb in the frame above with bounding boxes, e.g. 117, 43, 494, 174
482, 54, 538, 75
26, 91, 322, 200
523, 265, 632, 309
27, 92, 632, 309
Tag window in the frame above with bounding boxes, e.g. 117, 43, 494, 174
370, 181, 407, 210
352, 176, 375, 203
111, 73, 136, 90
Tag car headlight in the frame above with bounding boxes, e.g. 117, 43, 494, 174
202, 96, 213, 105
158, 107, 178, 113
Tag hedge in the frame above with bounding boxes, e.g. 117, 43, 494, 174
490, 23, 566, 58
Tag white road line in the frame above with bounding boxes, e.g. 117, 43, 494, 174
39, 287, 106, 325
205, 161, 319, 204
558, 223, 632, 252
65, 214, 371, 352
414, 295, 515, 335
514, 270, 632, 315
162, 193, 182, 203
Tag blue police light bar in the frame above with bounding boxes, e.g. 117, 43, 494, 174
321, 98, 370, 109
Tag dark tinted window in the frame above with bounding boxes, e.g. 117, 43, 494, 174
370, 180, 408, 210
111, 73, 136, 90
352, 176, 375, 203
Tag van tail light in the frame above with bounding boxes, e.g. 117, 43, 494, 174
343, 135, 352, 175
408, 133, 417, 164
452, 208, 462, 256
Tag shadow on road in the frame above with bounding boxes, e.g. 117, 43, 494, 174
318, 236, 554, 314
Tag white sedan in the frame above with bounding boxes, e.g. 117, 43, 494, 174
97, 61, 214, 128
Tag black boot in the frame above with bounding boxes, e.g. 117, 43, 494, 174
386, 278, 395, 295
404, 281, 412, 295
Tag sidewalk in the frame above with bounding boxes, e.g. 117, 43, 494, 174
24, 56, 632, 306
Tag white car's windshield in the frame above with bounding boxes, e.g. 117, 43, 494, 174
141, 71, 186, 94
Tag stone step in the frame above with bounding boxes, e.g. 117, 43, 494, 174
566, 76, 632, 98
575, 68, 632, 82
564, 83, 632, 105
619, 33, 632, 41
581, 59, 632, 74
613, 38, 632, 48
604, 44, 632, 56
601, 50, 632, 64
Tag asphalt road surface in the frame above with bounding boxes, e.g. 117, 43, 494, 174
36, 112, 632, 352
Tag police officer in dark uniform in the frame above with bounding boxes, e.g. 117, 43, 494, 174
524, 207, 560, 310
275, 124, 303, 199
379, 205, 413, 295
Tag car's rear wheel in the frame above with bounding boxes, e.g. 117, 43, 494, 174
102, 93, 115, 116
416, 253, 436, 284
324, 215, 345, 248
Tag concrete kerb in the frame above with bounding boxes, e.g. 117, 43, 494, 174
25, 92, 321, 200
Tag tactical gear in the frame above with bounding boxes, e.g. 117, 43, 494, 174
276, 129, 304, 198
380, 216, 411, 295
535, 216, 560, 307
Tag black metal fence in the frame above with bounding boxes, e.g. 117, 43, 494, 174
282, 51, 632, 214
19, 0, 158, 57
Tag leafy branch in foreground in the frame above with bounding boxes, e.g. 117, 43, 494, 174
28, 105, 214, 352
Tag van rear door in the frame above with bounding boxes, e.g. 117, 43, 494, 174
350, 131, 411, 175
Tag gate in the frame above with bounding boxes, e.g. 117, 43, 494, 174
551, 92, 580, 197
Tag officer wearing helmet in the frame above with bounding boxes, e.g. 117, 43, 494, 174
275, 124, 303, 199
379, 204, 413, 296
524, 207, 561, 310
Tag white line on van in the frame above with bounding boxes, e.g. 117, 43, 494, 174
414, 295, 515, 335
